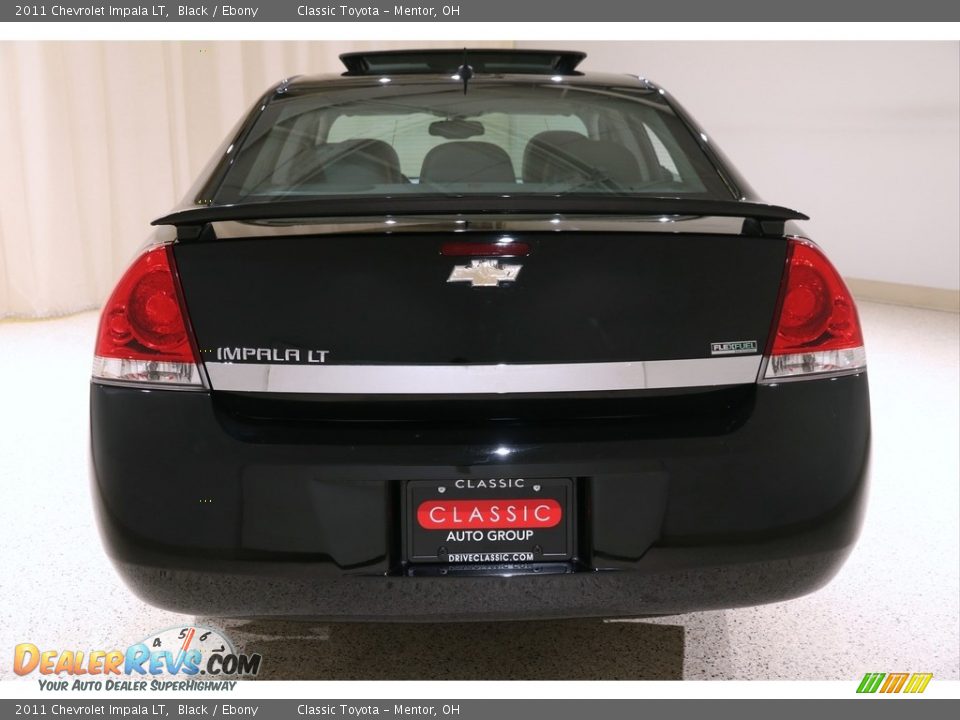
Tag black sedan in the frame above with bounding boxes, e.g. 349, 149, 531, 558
90, 49, 870, 620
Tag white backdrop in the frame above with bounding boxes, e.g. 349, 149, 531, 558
0, 40, 510, 319
519, 41, 960, 294
1, 41, 957, 318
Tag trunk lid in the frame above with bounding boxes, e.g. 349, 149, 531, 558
173, 228, 786, 396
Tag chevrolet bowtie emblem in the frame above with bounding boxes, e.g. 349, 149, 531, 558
447, 259, 522, 287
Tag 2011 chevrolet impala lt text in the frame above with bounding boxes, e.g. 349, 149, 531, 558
89, 49, 870, 620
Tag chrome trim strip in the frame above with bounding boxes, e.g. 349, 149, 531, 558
209, 215, 748, 239
205, 356, 762, 395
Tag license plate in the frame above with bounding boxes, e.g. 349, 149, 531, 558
405, 478, 573, 564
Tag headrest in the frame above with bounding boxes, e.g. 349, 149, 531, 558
419, 141, 516, 184
521, 130, 587, 183
314, 138, 404, 186
538, 137, 642, 187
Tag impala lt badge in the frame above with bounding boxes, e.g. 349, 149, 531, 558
447, 259, 522, 288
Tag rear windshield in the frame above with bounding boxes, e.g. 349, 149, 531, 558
213, 80, 733, 204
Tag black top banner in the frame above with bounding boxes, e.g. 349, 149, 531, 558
5, 0, 960, 22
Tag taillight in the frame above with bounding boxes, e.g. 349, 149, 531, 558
763, 238, 866, 381
92, 245, 203, 388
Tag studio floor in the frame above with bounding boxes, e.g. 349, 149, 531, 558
0, 301, 957, 681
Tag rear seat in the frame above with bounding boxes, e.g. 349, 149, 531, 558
535, 136, 642, 186
314, 138, 404, 186
521, 130, 587, 183
419, 141, 516, 184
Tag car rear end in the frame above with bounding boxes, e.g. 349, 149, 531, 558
89, 53, 870, 620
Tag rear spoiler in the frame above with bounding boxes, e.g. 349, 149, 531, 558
154, 196, 808, 240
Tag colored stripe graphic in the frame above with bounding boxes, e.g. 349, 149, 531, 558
857, 673, 885, 693
903, 673, 934, 694
857, 672, 932, 694
880, 673, 909, 693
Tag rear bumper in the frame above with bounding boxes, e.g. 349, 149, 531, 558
89, 373, 870, 620
115, 547, 851, 622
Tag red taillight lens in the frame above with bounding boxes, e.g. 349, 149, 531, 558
771, 239, 864, 355
96, 246, 194, 361
93, 245, 202, 387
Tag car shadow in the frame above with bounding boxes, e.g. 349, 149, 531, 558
197, 617, 686, 680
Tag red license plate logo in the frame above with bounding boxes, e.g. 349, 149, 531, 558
417, 498, 562, 530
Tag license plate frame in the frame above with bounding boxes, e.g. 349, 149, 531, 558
404, 478, 574, 565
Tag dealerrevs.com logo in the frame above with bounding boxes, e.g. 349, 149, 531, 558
14, 626, 261, 691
